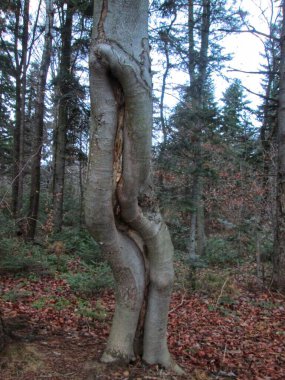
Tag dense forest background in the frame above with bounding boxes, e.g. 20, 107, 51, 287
0, 0, 285, 378
0, 0, 282, 285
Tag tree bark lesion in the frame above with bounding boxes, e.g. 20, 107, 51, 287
86, 0, 183, 374
114, 267, 139, 307
112, 80, 124, 191
97, 0, 108, 41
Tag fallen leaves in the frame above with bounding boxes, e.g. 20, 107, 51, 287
168, 289, 285, 379
0, 272, 285, 379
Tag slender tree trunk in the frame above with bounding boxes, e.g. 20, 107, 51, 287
12, 0, 30, 220
26, 0, 54, 240
189, 175, 199, 258
189, 213, 197, 257
189, 171, 205, 257
260, 20, 279, 197
12, 77, 22, 216
186, 0, 210, 257
260, 77, 276, 192
273, 0, 285, 292
85, 0, 182, 373
160, 40, 169, 144
52, 1, 73, 233
0, 312, 6, 352
78, 131, 84, 228
197, 182, 206, 256
18, 53, 28, 217
159, 16, 176, 145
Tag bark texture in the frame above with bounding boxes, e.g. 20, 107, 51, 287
27, 0, 54, 240
85, 0, 182, 372
12, 0, 30, 219
52, 1, 73, 232
273, 1, 285, 292
186, 0, 210, 257
0, 314, 6, 352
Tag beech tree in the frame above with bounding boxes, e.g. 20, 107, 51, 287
85, 0, 182, 372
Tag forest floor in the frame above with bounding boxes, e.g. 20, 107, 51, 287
0, 262, 285, 380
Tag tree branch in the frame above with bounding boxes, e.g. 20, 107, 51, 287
227, 68, 278, 75
240, 83, 278, 103
217, 28, 279, 42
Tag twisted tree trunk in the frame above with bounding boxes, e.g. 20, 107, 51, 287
85, 0, 182, 372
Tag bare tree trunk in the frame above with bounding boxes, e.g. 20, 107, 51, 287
12, 0, 30, 219
85, 0, 182, 373
197, 183, 206, 256
52, 1, 73, 233
273, 0, 285, 292
78, 131, 84, 228
160, 39, 170, 144
26, 0, 54, 240
186, 0, 210, 258
0, 313, 6, 352
12, 77, 22, 216
159, 14, 176, 145
188, 173, 205, 257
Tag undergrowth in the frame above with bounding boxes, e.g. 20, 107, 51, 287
0, 217, 113, 292
0, 205, 273, 302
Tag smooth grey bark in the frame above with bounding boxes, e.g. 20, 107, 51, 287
273, 0, 285, 292
85, 0, 182, 373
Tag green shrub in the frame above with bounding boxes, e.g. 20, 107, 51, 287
32, 296, 71, 310
61, 262, 114, 295
76, 299, 107, 320
2, 288, 32, 302
0, 207, 16, 237
51, 228, 102, 264
260, 239, 273, 262
195, 270, 239, 299
0, 238, 47, 274
205, 237, 240, 267
31, 297, 47, 309
45, 253, 69, 273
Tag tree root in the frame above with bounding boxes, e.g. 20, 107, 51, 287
101, 349, 185, 376
100, 350, 135, 365
143, 355, 186, 376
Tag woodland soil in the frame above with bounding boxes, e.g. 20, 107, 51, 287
0, 264, 284, 379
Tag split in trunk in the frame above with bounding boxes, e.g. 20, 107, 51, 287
85, 0, 183, 373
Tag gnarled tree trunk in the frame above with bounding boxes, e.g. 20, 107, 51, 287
85, 0, 182, 372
